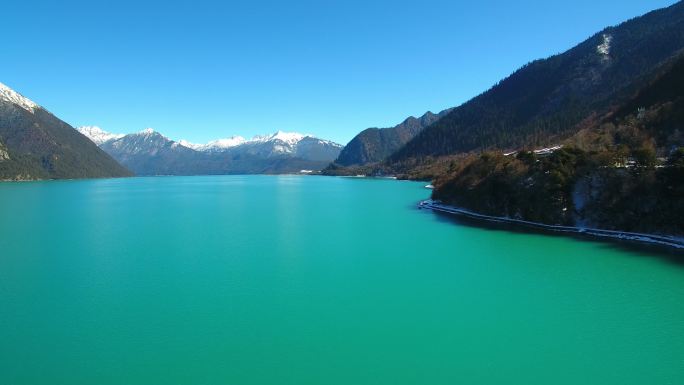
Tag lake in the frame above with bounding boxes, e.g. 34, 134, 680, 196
0, 175, 682, 384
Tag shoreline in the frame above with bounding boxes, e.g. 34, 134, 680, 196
419, 200, 684, 250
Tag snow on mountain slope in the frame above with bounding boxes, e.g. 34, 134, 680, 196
179, 131, 342, 155
0, 82, 132, 179
102, 128, 186, 156
177, 140, 201, 150
250, 131, 306, 146
77, 126, 125, 145
0, 82, 39, 113
83, 125, 343, 161
179, 136, 246, 151
239, 131, 343, 157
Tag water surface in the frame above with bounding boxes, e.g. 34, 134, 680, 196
1, 175, 682, 384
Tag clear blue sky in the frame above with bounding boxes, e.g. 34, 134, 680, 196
1, 0, 677, 144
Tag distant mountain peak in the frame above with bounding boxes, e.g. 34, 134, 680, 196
177, 139, 201, 150
77, 126, 124, 145
0, 82, 39, 113
179, 136, 246, 151
332, 108, 452, 167
250, 131, 308, 145
131, 128, 172, 142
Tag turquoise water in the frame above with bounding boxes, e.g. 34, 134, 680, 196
0, 175, 683, 385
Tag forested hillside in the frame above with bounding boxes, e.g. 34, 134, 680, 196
332, 109, 451, 167
391, 1, 684, 163
431, 53, 684, 235
0, 83, 131, 180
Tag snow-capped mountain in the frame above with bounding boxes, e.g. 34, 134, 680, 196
0, 82, 39, 114
0, 82, 130, 180
179, 136, 246, 151
81, 127, 343, 176
179, 130, 343, 157
235, 131, 343, 160
77, 126, 125, 145
97, 128, 199, 175
293, 136, 345, 162
251, 131, 306, 145
102, 128, 185, 156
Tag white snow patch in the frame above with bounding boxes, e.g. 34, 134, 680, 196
180, 136, 246, 151
180, 131, 341, 153
0, 82, 39, 113
249, 131, 307, 146
77, 126, 125, 145
132, 128, 170, 140
178, 140, 202, 150
597, 33, 613, 56
209, 136, 246, 148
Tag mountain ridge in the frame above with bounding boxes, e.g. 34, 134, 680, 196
79, 126, 343, 176
389, 1, 684, 163
331, 108, 452, 167
0, 82, 132, 180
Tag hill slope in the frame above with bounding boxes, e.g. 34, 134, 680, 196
334, 109, 452, 166
0, 83, 132, 180
391, 1, 684, 163
432, 53, 684, 236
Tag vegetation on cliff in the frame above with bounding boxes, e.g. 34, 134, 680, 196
431, 53, 684, 236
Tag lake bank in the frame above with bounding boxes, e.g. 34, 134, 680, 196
419, 199, 684, 251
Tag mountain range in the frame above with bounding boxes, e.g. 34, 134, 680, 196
0, 83, 131, 180
79, 127, 343, 176
2, 0, 683, 220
